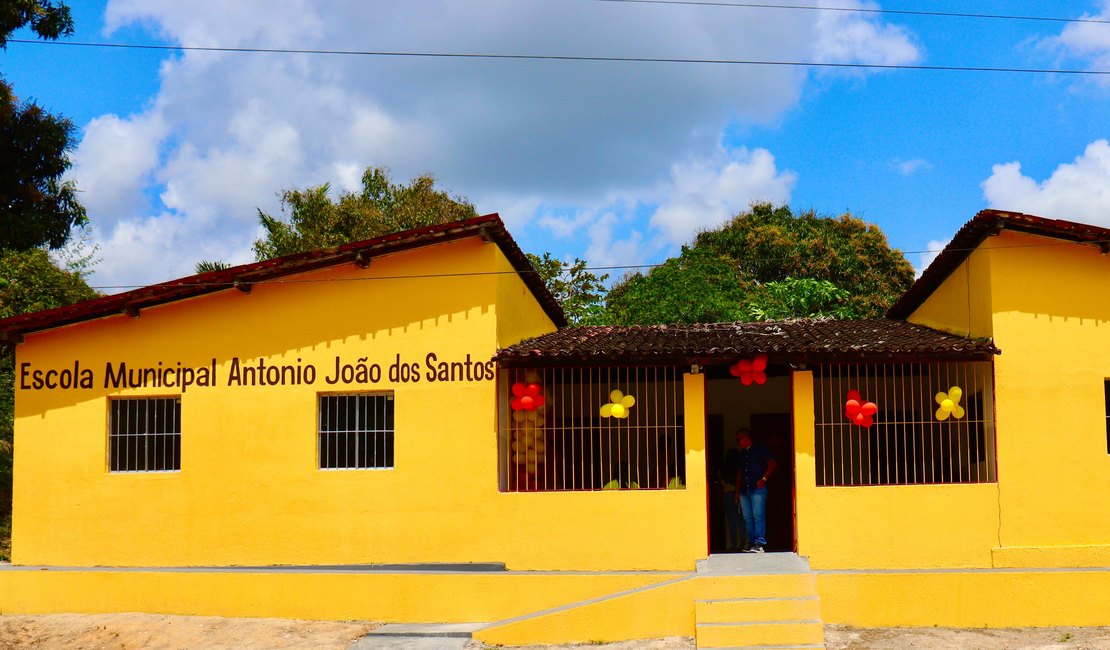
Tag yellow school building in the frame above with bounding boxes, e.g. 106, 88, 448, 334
0, 210, 1107, 648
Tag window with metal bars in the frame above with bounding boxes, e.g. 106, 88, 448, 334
109, 397, 181, 472
499, 366, 685, 492
318, 393, 394, 470
814, 361, 996, 486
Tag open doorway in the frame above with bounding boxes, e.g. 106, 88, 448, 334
704, 366, 796, 554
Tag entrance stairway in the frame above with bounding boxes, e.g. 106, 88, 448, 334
694, 553, 825, 650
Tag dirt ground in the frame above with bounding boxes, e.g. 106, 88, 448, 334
0, 614, 1109, 649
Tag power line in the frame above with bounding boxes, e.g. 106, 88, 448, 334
588, 0, 1110, 26
85, 237, 1110, 291
9, 38, 1110, 76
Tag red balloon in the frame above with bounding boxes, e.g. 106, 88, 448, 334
512, 382, 527, 397
861, 401, 878, 416
854, 412, 866, 426
520, 395, 535, 410
526, 383, 542, 397
845, 399, 861, 417
752, 354, 768, 371
729, 363, 742, 377
846, 389, 861, 402
533, 395, 546, 409
511, 397, 524, 411
861, 414, 874, 428
737, 359, 753, 373
754, 372, 767, 385
740, 374, 754, 386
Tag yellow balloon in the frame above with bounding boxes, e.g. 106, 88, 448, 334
609, 389, 624, 403
941, 398, 954, 412
611, 403, 626, 418
533, 440, 546, 454
523, 432, 537, 446
526, 461, 537, 475
621, 395, 636, 408
524, 410, 538, 422
534, 451, 546, 463
524, 370, 540, 383
949, 386, 963, 402
935, 392, 948, 405
952, 405, 965, 419
512, 410, 527, 423
599, 403, 613, 418
511, 441, 521, 453
935, 407, 950, 421
526, 450, 537, 463
512, 452, 526, 464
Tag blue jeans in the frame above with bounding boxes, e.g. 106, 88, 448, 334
739, 487, 768, 547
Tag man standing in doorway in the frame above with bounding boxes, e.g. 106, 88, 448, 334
734, 427, 777, 553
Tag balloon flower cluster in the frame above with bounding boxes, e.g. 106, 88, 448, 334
510, 381, 546, 411
935, 386, 965, 421
730, 354, 768, 385
844, 389, 878, 428
600, 389, 636, 419
509, 373, 549, 480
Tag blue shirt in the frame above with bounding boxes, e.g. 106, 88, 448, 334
738, 442, 773, 494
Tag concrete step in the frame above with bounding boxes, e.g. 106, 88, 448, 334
696, 620, 825, 648
696, 596, 821, 624
697, 572, 818, 600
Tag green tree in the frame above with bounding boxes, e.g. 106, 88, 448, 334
604, 245, 752, 325
525, 253, 608, 325
599, 204, 914, 325
253, 166, 478, 260
1, 1, 85, 252
0, 246, 97, 560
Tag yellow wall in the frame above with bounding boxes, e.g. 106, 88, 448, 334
794, 371, 1001, 569
909, 246, 993, 339
985, 231, 1110, 554
12, 237, 709, 571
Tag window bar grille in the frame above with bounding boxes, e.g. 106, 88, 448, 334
499, 366, 685, 492
814, 361, 995, 487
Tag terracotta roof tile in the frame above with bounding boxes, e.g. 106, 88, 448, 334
0, 214, 566, 342
888, 209, 1110, 319
495, 318, 998, 366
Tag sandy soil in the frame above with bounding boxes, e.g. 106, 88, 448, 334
1, 614, 1109, 649
0, 613, 376, 650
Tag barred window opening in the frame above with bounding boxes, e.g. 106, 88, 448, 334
319, 393, 394, 470
814, 362, 996, 486
109, 397, 181, 472
499, 366, 685, 492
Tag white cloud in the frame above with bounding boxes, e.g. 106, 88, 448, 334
650, 147, 796, 245
917, 238, 949, 277
68, 113, 167, 223
895, 158, 932, 176
811, 0, 920, 67
981, 140, 1110, 227
72, 0, 920, 288
1045, 1, 1110, 85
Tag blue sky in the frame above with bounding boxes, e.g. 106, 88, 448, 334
5, 0, 1110, 290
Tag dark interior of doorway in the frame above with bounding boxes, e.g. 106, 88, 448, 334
706, 412, 795, 554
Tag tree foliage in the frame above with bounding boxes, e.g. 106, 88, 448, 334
253, 166, 478, 260
600, 203, 915, 325
195, 260, 231, 274
525, 253, 608, 326
0, 1, 84, 252
1, 0, 74, 46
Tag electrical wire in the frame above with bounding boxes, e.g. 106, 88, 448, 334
8, 39, 1110, 76
588, 0, 1110, 26
84, 236, 1110, 291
